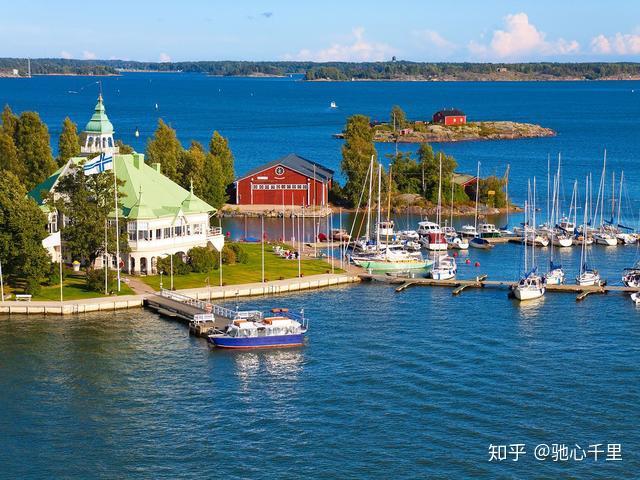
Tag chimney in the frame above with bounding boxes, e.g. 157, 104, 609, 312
152, 163, 161, 174
133, 153, 144, 169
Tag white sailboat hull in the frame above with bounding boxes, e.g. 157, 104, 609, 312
514, 286, 545, 301
593, 234, 617, 246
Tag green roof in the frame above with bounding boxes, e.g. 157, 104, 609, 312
84, 94, 114, 134
28, 153, 215, 221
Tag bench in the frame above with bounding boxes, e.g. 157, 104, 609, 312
14, 294, 32, 302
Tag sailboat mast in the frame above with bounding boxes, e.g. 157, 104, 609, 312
474, 162, 480, 232
524, 199, 528, 273
547, 154, 551, 226
450, 175, 454, 228
437, 153, 443, 228
532, 177, 536, 269
505, 164, 510, 227
617, 171, 624, 226
611, 170, 616, 223
365, 155, 374, 241
580, 177, 589, 276
376, 163, 381, 251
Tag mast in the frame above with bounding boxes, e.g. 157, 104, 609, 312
611, 170, 616, 224
617, 171, 624, 227
376, 163, 382, 251
437, 153, 443, 229
524, 199, 528, 273
532, 177, 536, 270
365, 155, 374, 241
450, 175, 454, 229
386, 165, 392, 247
580, 176, 589, 276
547, 154, 551, 226
504, 164, 510, 227
474, 161, 480, 232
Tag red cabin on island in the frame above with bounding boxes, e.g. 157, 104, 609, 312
433, 108, 467, 126
234, 153, 333, 206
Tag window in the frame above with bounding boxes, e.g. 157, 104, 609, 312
175, 226, 182, 236
156, 229, 162, 239
164, 227, 171, 238
194, 224, 202, 235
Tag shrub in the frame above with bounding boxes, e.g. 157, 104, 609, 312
227, 243, 249, 264
157, 253, 192, 276
188, 246, 217, 273
221, 246, 237, 265
86, 268, 117, 293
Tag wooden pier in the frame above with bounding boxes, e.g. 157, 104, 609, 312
144, 289, 263, 337
359, 273, 640, 301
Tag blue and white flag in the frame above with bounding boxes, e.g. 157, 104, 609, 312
83, 153, 113, 176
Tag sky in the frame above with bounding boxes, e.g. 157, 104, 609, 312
2, 1, 640, 62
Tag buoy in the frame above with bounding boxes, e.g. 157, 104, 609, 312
475, 261, 480, 267
465, 259, 471, 264
134, 127, 140, 138
453, 252, 458, 257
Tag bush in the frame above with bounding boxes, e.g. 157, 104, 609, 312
227, 243, 249, 264
221, 246, 237, 265
157, 253, 192, 276
188, 246, 217, 273
86, 268, 117, 293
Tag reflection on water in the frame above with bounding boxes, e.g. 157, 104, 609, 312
233, 348, 305, 385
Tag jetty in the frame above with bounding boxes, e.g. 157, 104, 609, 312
360, 273, 640, 301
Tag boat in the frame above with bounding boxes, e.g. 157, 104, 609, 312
459, 225, 477, 238
469, 162, 495, 250
208, 310, 308, 349
417, 221, 447, 251
375, 220, 395, 238
469, 236, 493, 249
623, 261, 640, 287
352, 248, 431, 271
134, 127, 140, 138
631, 292, 640, 304
430, 254, 457, 280
576, 176, 602, 286
447, 235, 469, 250
593, 231, 617, 246
592, 150, 618, 247
478, 223, 501, 238
514, 184, 545, 301
330, 101, 337, 108
545, 158, 566, 285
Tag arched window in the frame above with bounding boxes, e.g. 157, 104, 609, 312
108, 137, 113, 147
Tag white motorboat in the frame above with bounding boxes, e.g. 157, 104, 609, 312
460, 225, 477, 238
447, 236, 469, 250
330, 101, 337, 108
376, 220, 395, 239
417, 221, 447, 251
478, 223, 501, 238
622, 262, 640, 287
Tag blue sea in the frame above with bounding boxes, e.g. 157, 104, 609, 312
1, 74, 640, 478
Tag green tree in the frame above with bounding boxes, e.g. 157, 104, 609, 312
390, 105, 407, 129
179, 141, 206, 193
476, 176, 507, 208
417, 144, 458, 203
146, 119, 182, 183
115, 139, 135, 154
209, 131, 235, 186
0, 132, 24, 179
390, 152, 421, 194
341, 114, 378, 207
57, 117, 80, 166
1, 105, 18, 138
14, 111, 56, 189
0, 172, 51, 294
200, 152, 227, 209
188, 246, 217, 273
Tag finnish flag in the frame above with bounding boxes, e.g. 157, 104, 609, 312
83, 153, 113, 176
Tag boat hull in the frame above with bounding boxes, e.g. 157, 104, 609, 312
356, 259, 432, 271
513, 287, 545, 301
208, 333, 305, 349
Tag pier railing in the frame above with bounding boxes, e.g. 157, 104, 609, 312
160, 288, 262, 321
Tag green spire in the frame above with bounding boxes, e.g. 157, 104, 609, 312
84, 94, 114, 134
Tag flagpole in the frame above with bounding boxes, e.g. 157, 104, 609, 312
104, 218, 108, 295
113, 155, 121, 292
0, 258, 4, 303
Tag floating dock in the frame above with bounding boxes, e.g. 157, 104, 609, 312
359, 273, 640, 301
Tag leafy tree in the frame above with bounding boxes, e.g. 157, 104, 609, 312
115, 139, 135, 154
179, 141, 206, 193
475, 176, 507, 208
188, 246, 217, 273
51, 164, 128, 265
201, 151, 227, 209
86, 268, 118, 294
390, 105, 407, 129
14, 111, 56, 189
57, 117, 80, 166
417, 144, 458, 203
390, 152, 421, 194
0, 172, 51, 294
341, 114, 378, 207
146, 119, 182, 183
1, 105, 18, 138
157, 253, 191, 276
0, 132, 24, 179
209, 131, 235, 187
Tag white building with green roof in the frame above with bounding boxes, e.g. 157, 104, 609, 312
30, 95, 224, 275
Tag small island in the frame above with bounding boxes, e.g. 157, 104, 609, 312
334, 106, 555, 144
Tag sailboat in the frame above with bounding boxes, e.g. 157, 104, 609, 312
469, 162, 494, 249
430, 157, 458, 280
499, 165, 514, 235
513, 180, 545, 301
545, 166, 565, 284
446, 177, 469, 249
592, 150, 617, 246
419, 154, 448, 251
576, 176, 602, 286
609, 171, 636, 245
351, 164, 430, 271
330, 101, 338, 109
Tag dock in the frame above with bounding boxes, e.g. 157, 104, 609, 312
360, 273, 640, 301
145, 289, 263, 337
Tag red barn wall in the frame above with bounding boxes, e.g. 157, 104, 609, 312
444, 115, 467, 126
236, 164, 330, 206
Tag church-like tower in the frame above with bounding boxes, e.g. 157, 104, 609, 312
81, 94, 119, 155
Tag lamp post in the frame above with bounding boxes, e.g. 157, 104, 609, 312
170, 253, 174, 290
0, 258, 4, 303
160, 270, 164, 291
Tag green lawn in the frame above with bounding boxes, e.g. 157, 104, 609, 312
31, 273, 135, 301
141, 242, 343, 290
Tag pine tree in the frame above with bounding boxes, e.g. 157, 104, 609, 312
57, 117, 80, 166
208, 131, 235, 187
14, 111, 56, 189
146, 119, 182, 183
0, 171, 51, 294
341, 114, 378, 207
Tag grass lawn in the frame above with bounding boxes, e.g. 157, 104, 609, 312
30, 273, 135, 301
140, 242, 343, 291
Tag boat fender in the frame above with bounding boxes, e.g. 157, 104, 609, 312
475, 261, 480, 267
453, 252, 458, 257
465, 259, 471, 264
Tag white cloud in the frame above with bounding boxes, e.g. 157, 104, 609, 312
60, 50, 72, 59
591, 32, 640, 55
284, 27, 394, 62
468, 13, 579, 59
413, 30, 456, 51
159, 52, 171, 62
82, 50, 97, 60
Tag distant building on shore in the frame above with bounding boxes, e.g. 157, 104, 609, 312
29, 95, 224, 274
234, 153, 333, 207
433, 108, 467, 126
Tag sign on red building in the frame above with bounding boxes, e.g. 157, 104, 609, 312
234, 153, 333, 206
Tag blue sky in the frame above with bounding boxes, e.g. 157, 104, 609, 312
2, 1, 640, 62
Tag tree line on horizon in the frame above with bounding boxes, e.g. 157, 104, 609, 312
3, 58, 640, 80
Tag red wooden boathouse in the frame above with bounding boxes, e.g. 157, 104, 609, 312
234, 153, 334, 206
